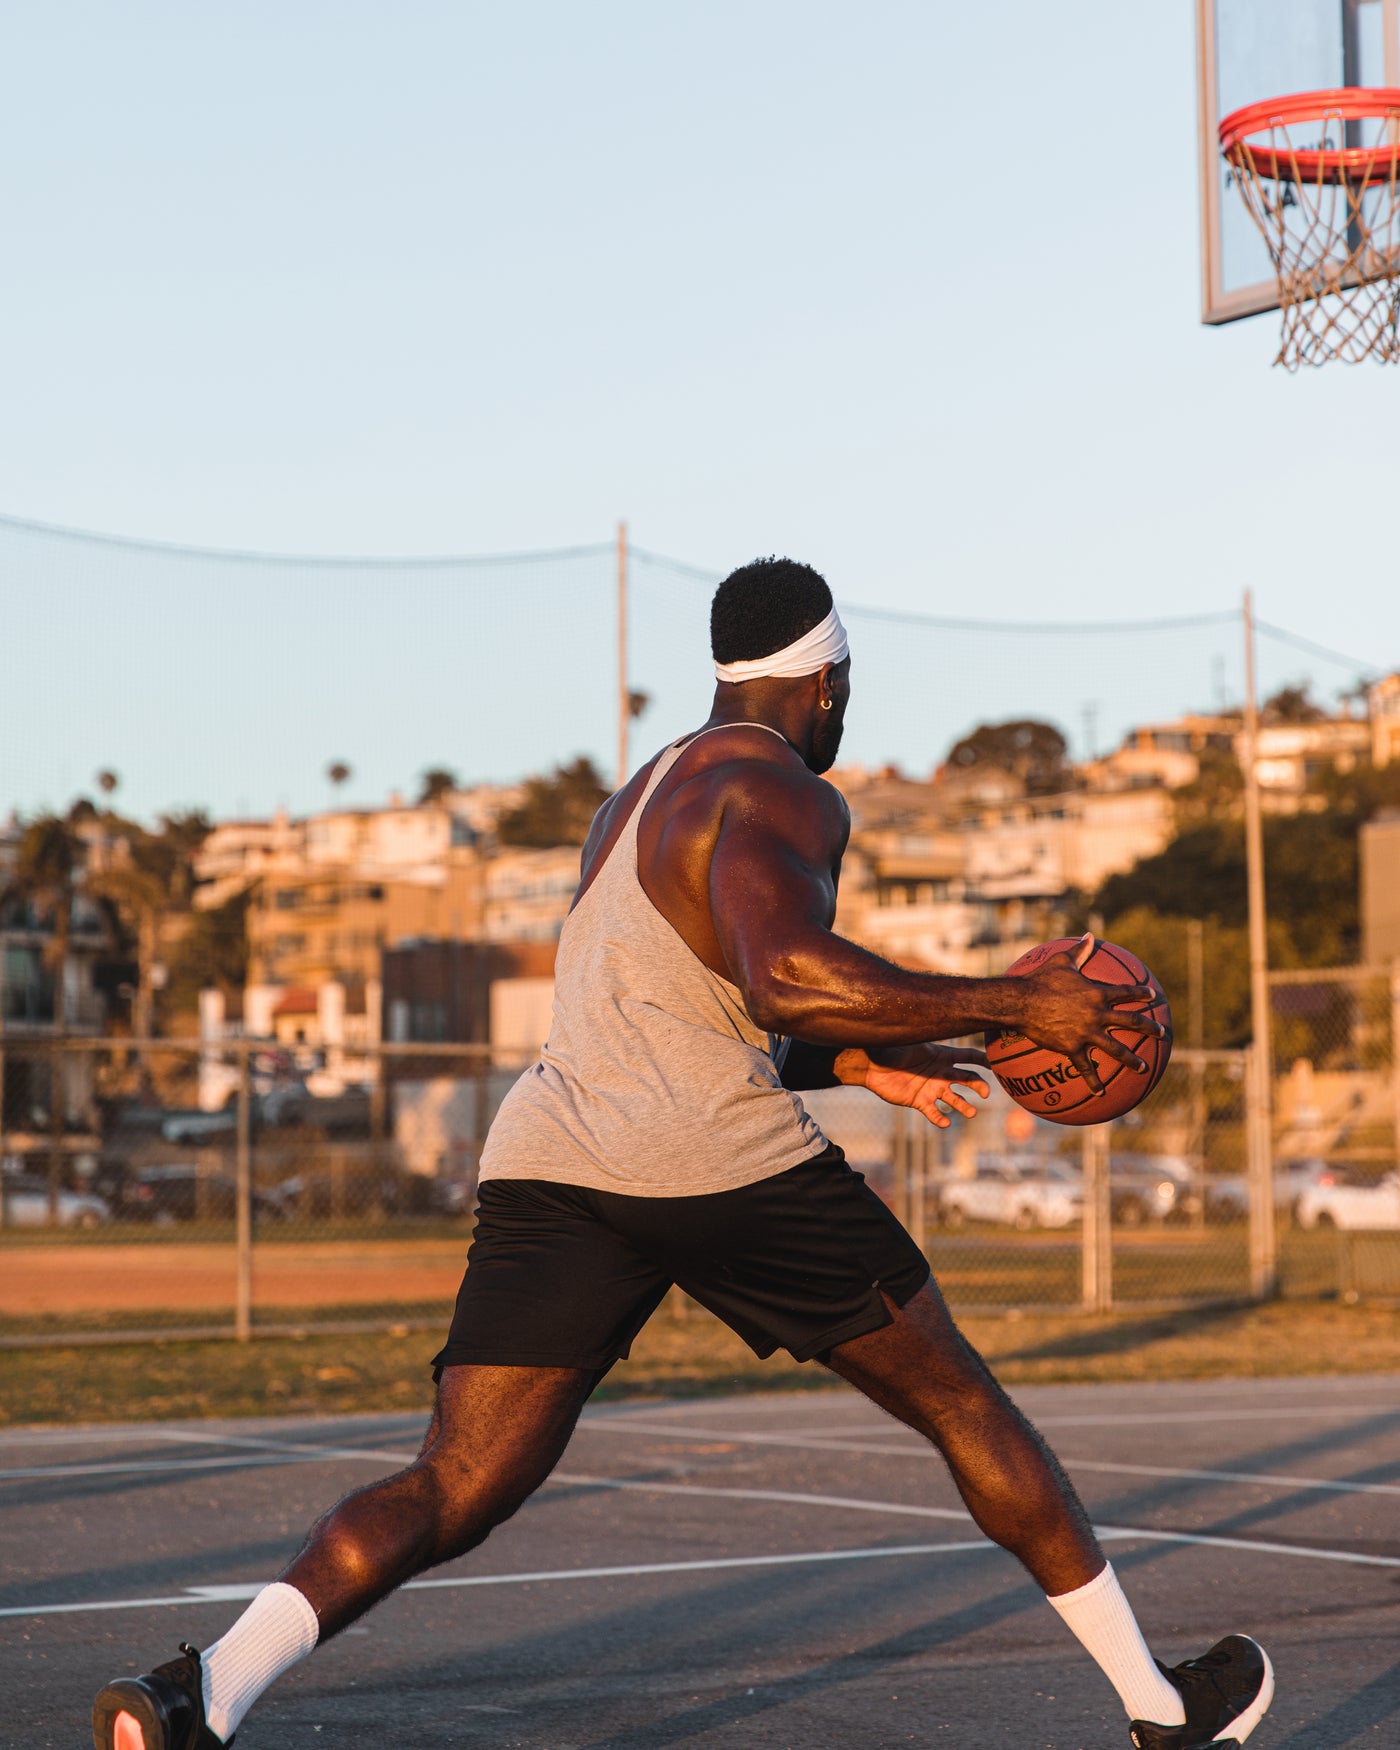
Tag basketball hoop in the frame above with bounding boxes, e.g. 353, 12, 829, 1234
1220, 88, 1400, 367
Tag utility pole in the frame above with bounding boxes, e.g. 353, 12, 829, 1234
616, 520, 629, 791
1188, 918, 1207, 1228
1242, 590, 1276, 1297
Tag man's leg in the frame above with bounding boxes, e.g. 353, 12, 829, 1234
277, 1362, 591, 1634
94, 1363, 593, 1748
824, 1281, 1187, 1729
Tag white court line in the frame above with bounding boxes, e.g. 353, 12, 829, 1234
576, 1419, 1400, 1500
3, 1396, 1396, 1453
1059, 1457, 1400, 1499
0, 1453, 345, 1482
8, 1515, 1400, 1622
552, 1473, 973, 1524
10, 1420, 1400, 1506
0, 1540, 996, 1618
592, 1403, 1400, 1433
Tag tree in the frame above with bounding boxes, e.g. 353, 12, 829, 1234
1089, 906, 1293, 1050
418, 767, 458, 805
0, 813, 83, 1219
326, 761, 352, 795
1170, 746, 1243, 826
87, 811, 211, 1038
1263, 682, 1326, 724
1096, 811, 1360, 970
167, 888, 252, 1011
496, 757, 610, 848
944, 720, 1069, 795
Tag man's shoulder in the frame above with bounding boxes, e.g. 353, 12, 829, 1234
699, 741, 847, 818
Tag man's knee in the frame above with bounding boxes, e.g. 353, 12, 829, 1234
415, 1450, 536, 1558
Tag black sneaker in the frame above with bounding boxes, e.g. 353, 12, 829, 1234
1129, 1635, 1274, 1749
92, 1643, 232, 1750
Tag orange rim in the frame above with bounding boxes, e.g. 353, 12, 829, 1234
1220, 87, 1400, 186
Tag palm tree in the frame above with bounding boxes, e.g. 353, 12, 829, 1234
418, 767, 458, 805
96, 770, 120, 802
327, 761, 352, 796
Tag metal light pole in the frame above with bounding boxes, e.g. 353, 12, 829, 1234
235, 1042, 253, 1341
1081, 1121, 1113, 1314
616, 521, 630, 790
1242, 590, 1277, 1297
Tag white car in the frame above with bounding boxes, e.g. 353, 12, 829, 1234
940, 1158, 1083, 1230
1, 1175, 113, 1229
1295, 1170, 1400, 1231
1205, 1158, 1334, 1223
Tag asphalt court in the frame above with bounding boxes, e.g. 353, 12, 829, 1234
4, 1374, 1399, 1748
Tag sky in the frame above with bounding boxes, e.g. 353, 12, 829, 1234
2, 1, 1392, 822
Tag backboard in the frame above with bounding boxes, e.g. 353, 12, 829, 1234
1197, 0, 1400, 322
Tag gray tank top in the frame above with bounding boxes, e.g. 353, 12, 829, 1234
479, 730, 829, 1195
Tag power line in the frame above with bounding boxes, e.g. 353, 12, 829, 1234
1254, 618, 1376, 675
0, 510, 612, 571
0, 511, 1381, 671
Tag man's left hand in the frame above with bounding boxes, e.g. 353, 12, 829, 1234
832, 1043, 991, 1128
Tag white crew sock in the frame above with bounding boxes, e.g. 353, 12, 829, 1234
1046, 1563, 1186, 1726
200, 1581, 320, 1742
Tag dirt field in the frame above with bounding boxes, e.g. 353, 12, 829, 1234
0, 1239, 467, 1317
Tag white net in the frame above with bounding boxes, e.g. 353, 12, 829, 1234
1223, 92, 1400, 367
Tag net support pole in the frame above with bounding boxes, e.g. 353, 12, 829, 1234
1081, 1122, 1112, 1314
892, 1107, 908, 1228
1391, 961, 1400, 1175
235, 1042, 253, 1342
1189, 921, 1207, 1228
0, 1018, 6, 1233
1241, 592, 1277, 1298
616, 520, 629, 790
908, 1119, 926, 1252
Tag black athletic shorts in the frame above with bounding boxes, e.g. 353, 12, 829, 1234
430, 1143, 930, 1377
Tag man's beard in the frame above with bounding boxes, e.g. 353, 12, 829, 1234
810, 708, 846, 774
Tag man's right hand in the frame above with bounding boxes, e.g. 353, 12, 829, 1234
1013, 935, 1163, 1097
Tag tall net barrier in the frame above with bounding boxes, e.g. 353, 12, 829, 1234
630, 547, 1372, 786
0, 1039, 533, 1343
1, 513, 1390, 1349
1, 514, 619, 823
0, 512, 1375, 818
1270, 965, 1400, 1300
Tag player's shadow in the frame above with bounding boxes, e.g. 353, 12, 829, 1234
990, 1300, 1252, 1363
568, 1560, 1062, 1750
1266, 1651, 1400, 1748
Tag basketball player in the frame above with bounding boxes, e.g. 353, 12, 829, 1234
94, 559, 1273, 1750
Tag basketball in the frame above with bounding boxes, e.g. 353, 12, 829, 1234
984, 938, 1172, 1127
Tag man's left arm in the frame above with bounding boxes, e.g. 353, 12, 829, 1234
776, 1036, 991, 1129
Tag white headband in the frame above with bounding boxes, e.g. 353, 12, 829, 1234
713, 605, 849, 684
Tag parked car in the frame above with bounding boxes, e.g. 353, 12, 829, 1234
2, 1174, 112, 1229
259, 1087, 372, 1139
160, 1108, 238, 1146
1295, 1169, 1400, 1231
1107, 1153, 1199, 1226
119, 1164, 278, 1224
264, 1165, 410, 1221
940, 1158, 1083, 1230
429, 1174, 479, 1218
1205, 1158, 1336, 1224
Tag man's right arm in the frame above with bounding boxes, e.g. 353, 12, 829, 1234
708, 770, 1160, 1095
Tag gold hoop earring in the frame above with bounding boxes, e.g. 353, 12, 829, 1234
820, 698, 833, 711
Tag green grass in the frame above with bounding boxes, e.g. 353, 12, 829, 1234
3, 1296, 1397, 1429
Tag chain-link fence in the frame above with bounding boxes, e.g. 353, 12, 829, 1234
7, 1024, 1394, 1350
1269, 964, 1400, 1301
0, 1038, 530, 1346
